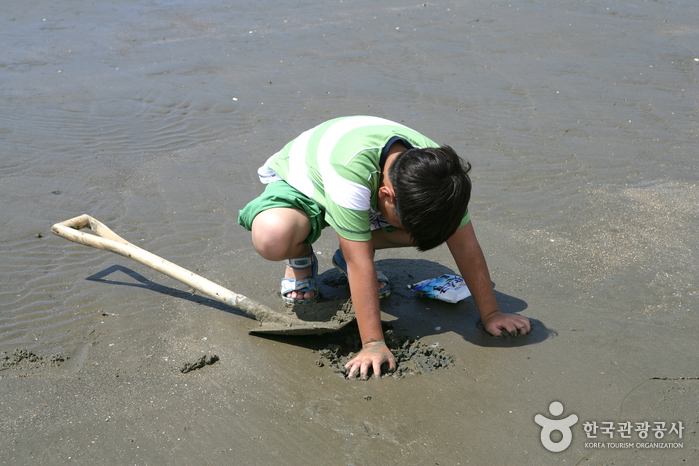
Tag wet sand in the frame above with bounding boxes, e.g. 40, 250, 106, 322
2, 0, 698, 464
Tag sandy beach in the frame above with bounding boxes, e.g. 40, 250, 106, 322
1, 0, 698, 464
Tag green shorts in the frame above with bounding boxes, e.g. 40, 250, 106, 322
237, 181, 329, 244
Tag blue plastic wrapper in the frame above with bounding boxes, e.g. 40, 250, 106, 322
408, 274, 472, 303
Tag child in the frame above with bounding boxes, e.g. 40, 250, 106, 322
239, 116, 530, 379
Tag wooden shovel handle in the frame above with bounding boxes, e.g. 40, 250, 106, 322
51, 214, 288, 324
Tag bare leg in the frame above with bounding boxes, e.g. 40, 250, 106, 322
251, 207, 315, 300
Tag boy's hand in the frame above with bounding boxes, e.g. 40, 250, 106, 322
345, 340, 397, 379
482, 311, 531, 337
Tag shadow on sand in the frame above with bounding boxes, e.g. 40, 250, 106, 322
262, 258, 556, 351
86, 264, 252, 319
86, 259, 556, 351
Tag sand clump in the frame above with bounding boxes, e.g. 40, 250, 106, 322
180, 354, 220, 373
286, 298, 356, 327
315, 329, 455, 379
1, 348, 67, 372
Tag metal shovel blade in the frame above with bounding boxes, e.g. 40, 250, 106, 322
51, 215, 355, 335
250, 299, 356, 335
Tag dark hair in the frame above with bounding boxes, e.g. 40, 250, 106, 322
388, 145, 471, 251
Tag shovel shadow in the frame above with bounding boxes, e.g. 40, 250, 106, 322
86, 264, 252, 320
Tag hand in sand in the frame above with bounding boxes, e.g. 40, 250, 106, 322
482, 311, 531, 337
345, 340, 397, 380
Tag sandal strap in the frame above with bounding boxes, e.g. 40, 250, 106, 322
281, 277, 316, 294
281, 246, 320, 305
286, 246, 316, 270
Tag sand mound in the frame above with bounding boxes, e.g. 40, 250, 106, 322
316, 329, 455, 379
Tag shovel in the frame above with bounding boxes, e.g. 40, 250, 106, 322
51, 215, 355, 335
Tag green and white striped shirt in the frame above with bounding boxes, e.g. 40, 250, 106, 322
258, 116, 441, 241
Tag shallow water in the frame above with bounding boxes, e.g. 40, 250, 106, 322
2, 0, 698, 463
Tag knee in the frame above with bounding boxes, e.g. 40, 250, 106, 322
251, 214, 294, 261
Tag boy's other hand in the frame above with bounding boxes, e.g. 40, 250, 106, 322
482, 311, 531, 337
345, 340, 397, 380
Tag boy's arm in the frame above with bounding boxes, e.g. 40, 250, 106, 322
339, 236, 397, 379
446, 221, 531, 336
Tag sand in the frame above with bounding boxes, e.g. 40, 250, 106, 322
2, 0, 698, 464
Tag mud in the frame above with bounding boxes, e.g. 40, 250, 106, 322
1, 349, 68, 372
286, 298, 356, 326
246, 298, 357, 335
316, 328, 455, 379
179, 354, 219, 373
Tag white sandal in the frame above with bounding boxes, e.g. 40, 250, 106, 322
280, 246, 320, 305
